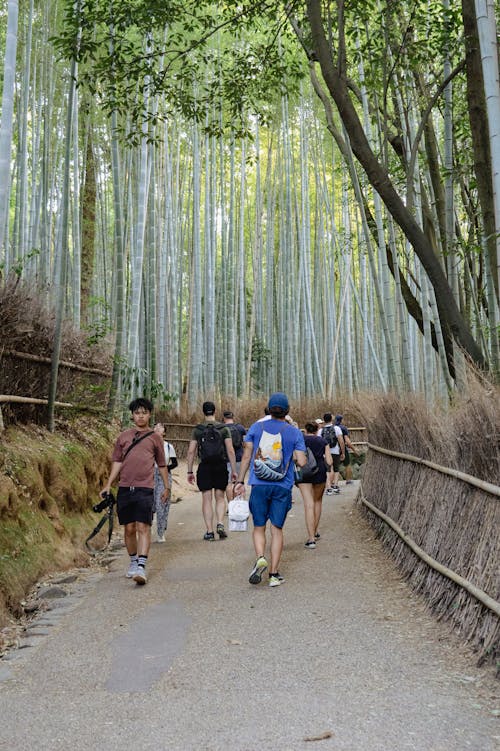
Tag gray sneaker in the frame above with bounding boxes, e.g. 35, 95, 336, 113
126, 561, 139, 578
133, 567, 147, 585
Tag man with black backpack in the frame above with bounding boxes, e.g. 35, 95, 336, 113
222, 410, 246, 503
320, 412, 345, 494
187, 401, 237, 540
100, 397, 170, 585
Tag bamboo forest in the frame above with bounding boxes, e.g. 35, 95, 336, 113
1, 0, 500, 411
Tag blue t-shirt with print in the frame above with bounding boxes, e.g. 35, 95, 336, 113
246, 418, 306, 490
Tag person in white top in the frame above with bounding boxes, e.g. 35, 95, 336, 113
257, 407, 272, 422
319, 412, 345, 494
153, 423, 178, 541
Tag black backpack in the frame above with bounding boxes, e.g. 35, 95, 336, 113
322, 425, 338, 448
227, 424, 243, 451
198, 423, 226, 463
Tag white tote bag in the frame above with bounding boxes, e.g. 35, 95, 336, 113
228, 495, 250, 531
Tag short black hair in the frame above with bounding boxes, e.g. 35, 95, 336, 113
202, 400, 216, 416
129, 397, 153, 413
323, 412, 332, 423
305, 422, 318, 434
269, 406, 288, 418
223, 410, 233, 418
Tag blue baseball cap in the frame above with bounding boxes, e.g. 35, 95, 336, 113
268, 392, 289, 410
335, 414, 343, 423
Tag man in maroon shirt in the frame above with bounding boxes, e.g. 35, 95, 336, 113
101, 398, 169, 585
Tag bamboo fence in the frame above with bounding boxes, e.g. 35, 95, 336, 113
360, 443, 499, 671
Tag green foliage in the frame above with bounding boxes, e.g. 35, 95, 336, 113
10, 249, 41, 278
149, 382, 178, 411
351, 0, 463, 98
119, 360, 177, 410
83, 296, 113, 345
52, 0, 307, 141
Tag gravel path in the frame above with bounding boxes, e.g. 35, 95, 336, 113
0, 480, 498, 750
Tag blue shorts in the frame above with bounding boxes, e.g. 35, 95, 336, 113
249, 485, 292, 529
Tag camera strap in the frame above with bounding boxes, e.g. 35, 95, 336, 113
85, 493, 115, 550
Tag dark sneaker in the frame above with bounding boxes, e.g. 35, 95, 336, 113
248, 556, 268, 584
269, 572, 285, 587
203, 532, 215, 541
325, 488, 334, 496
332, 485, 340, 494
304, 540, 316, 549
314, 533, 320, 540
216, 523, 227, 539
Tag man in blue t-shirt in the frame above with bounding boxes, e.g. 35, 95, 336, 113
234, 392, 306, 588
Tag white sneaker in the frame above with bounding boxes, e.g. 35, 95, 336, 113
126, 561, 139, 578
157, 534, 166, 543
269, 573, 285, 587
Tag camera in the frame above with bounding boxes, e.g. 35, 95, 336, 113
93, 492, 115, 513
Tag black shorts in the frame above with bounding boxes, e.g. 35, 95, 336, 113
342, 450, 351, 466
332, 454, 341, 472
196, 461, 228, 492
117, 486, 154, 525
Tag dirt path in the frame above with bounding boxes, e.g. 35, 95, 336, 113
0, 474, 498, 751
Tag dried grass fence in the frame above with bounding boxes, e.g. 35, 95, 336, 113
0, 350, 111, 427
359, 389, 500, 672
0, 278, 111, 427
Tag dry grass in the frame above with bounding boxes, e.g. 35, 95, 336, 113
358, 373, 500, 671
158, 392, 366, 432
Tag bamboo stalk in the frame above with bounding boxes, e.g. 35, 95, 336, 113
0, 395, 74, 432
3, 350, 111, 376
0, 395, 73, 405
368, 442, 500, 497
359, 488, 500, 617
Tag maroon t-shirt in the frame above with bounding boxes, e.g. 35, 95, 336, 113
111, 429, 166, 488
